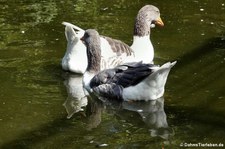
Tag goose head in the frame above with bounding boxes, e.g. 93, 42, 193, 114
134, 5, 164, 37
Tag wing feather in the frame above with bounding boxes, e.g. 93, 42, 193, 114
90, 62, 155, 88
101, 36, 133, 56
93, 83, 123, 100
89, 62, 156, 99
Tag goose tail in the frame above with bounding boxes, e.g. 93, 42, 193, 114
62, 22, 85, 41
145, 61, 177, 99
150, 61, 177, 85
62, 21, 85, 32
159, 61, 177, 70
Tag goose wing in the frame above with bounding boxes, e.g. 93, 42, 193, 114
101, 36, 134, 56
89, 62, 155, 99
90, 62, 155, 89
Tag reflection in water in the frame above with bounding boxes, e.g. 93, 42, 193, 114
122, 97, 173, 139
65, 87, 174, 140
85, 96, 105, 131
88, 97, 174, 140
62, 73, 87, 119
62, 73, 105, 129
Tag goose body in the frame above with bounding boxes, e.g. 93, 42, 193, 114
131, 36, 154, 63
62, 24, 87, 73
62, 22, 134, 73
62, 5, 164, 73
81, 29, 176, 101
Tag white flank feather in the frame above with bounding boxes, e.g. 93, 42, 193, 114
122, 61, 177, 101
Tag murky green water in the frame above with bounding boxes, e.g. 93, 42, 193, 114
0, 0, 225, 148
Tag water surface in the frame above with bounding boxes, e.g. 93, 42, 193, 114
0, 0, 225, 148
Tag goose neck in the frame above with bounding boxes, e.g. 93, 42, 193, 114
86, 41, 101, 73
133, 15, 151, 37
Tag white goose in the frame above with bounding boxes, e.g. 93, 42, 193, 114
62, 5, 164, 74
81, 29, 176, 101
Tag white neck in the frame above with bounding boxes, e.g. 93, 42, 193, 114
82, 72, 95, 93
131, 35, 154, 63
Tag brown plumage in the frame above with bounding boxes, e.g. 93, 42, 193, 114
101, 36, 133, 56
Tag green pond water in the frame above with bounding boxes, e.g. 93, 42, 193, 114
0, 0, 225, 148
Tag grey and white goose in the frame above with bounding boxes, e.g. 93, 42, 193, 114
81, 29, 176, 101
62, 5, 164, 74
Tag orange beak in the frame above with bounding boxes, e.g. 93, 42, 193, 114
155, 17, 164, 27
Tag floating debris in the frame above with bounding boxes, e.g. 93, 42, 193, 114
89, 140, 94, 144
200, 8, 204, 11
137, 109, 143, 112
126, 130, 131, 134
21, 30, 25, 34
96, 143, 109, 147
101, 7, 108, 11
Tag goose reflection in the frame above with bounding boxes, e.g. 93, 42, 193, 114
121, 97, 173, 139
62, 73, 173, 139
62, 73, 87, 119
84, 96, 174, 139
85, 96, 105, 130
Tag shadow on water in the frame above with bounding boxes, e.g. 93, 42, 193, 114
170, 36, 225, 95
0, 117, 75, 149
166, 97, 225, 128
173, 36, 225, 69
166, 36, 225, 138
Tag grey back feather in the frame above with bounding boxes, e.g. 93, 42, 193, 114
101, 36, 133, 56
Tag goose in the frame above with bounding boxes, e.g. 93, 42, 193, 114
81, 29, 176, 101
62, 5, 164, 74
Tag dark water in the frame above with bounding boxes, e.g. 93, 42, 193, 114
0, 0, 225, 148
